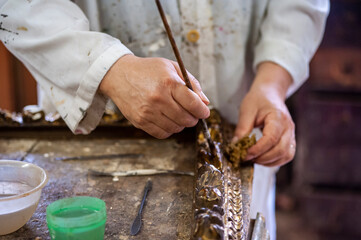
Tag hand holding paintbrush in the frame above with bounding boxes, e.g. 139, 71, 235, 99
155, 0, 216, 153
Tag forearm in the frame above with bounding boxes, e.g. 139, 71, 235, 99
253, 0, 329, 97
251, 61, 293, 101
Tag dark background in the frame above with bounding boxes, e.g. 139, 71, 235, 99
277, 0, 361, 239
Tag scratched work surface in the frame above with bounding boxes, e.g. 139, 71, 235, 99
0, 133, 195, 240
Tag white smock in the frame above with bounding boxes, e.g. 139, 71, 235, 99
0, 0, 329, 239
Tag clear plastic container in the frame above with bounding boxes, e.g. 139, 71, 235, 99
0, 160, 49, 235
46, 196, 107, 240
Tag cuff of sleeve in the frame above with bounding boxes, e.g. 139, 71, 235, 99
65, 42, 133, 134
253, 39, 309, 98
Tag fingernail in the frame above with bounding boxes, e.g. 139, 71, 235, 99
200, 91, 210, 105
245, 154, 254, 161
231, 136, 238, 143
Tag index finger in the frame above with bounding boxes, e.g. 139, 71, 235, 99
172, 84, 210, 119
246, 116, 284, 160
171, 61, 210, 105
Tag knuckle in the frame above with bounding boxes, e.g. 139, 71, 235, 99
148, 92, 162, 103
247, 148, 256, 157
279, 148, 287, 158
184, 117, 198, 127
156, 132, 171, 139
137, 118, 147, 126
188, 98, 198, 110
162, 77, 176, 90
267, 134, 278, 146
165, 125, 177, 133
190, 76, 200, 88
139, 104, 152, 117
173, 126, 184, 133
134, 113, 147, 126
160, 120, 184, 133
203, 107, 210, 118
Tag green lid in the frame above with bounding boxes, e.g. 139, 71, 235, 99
46, 196, 106, 240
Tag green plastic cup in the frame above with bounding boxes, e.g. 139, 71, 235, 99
46, 196, 106, 240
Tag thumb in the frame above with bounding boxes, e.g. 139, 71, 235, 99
172, 61, 210, 105
234, 105, 257, 142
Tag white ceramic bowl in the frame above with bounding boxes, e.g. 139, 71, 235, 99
0, 160, 48, 235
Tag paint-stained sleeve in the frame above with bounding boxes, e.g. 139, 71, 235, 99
253, 0, 329, 97
0, 0, 133, 134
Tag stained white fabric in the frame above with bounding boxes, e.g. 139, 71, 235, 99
0, 0, 329, 239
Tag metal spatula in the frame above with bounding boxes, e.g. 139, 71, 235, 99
130, 179, 152, 236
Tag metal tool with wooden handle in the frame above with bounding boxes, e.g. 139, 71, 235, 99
155, 0, 216, 153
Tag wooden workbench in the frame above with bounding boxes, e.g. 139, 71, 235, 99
0, 127, 196, 240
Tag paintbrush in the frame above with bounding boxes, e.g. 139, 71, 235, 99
155, 0, 216, 153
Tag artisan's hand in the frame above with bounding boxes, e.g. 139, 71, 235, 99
100, 55, 210, 139
234, 62, 296, 167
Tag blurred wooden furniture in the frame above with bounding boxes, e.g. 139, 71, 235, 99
293, 1, 361, 239
0, 43, 37, 112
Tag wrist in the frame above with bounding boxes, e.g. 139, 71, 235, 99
99, 54, 135, 96
251, 61, 293, 101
